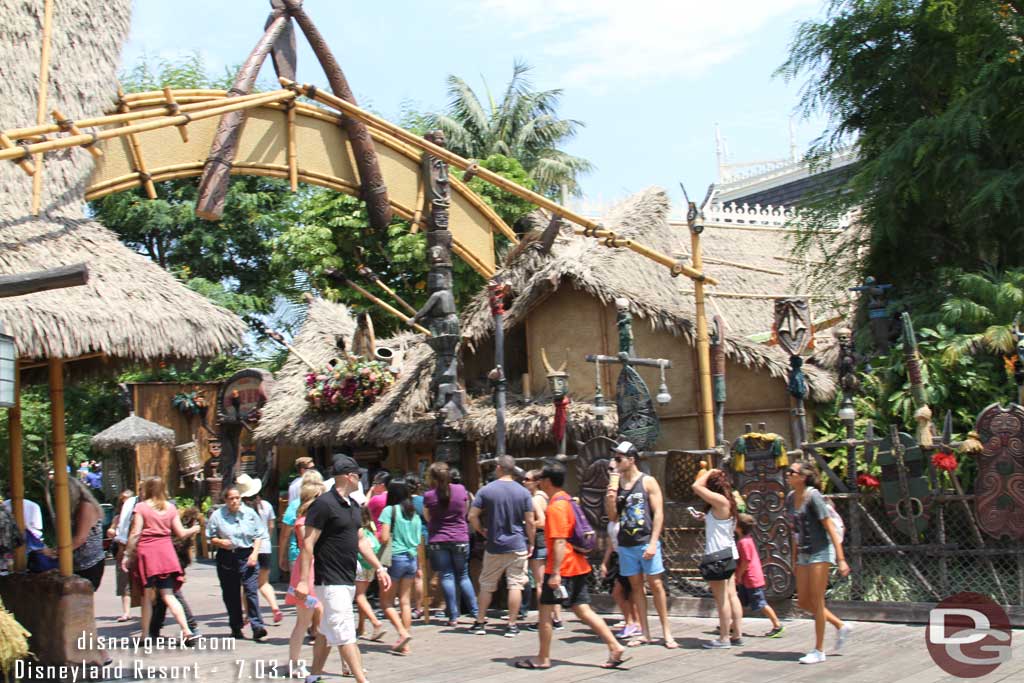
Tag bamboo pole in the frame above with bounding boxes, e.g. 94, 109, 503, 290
31, 0, 54, 215
689, 231, 716, 451
281, 78, 717, 285
6, 88, 291, 140
286, 101, 298, 192
357, 267, 418, 316
163, 87, 189, 143
0, 132, 35, 175
575, 227, 715, 283
115, 87, 157, 199
341, 278, 431, 336
8, 363, 26, 570
51, 109, 102, 159
0, 90, 297, 163
49, 358, 73, 577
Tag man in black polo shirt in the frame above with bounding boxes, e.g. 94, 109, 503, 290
295, 455, 390, 683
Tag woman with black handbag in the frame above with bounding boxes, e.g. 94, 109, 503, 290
693, 468, 742, 649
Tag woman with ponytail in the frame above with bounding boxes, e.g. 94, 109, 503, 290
422, 462, 477, 627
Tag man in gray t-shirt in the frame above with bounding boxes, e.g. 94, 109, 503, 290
469, 455, 535, 637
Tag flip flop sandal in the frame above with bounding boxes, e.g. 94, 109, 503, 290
389, 635, 412, 653
663, 639, 680, 649
116, 616, 131, 622
369, 627, 388, 641
602, 655, 632, 669
626, 638, 651, 648
514, 660, 551, 670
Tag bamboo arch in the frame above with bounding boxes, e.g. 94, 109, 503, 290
80, 89, 514, 277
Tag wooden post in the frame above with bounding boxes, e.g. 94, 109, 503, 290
286, 101, 298, 192
49, 358, 73, 576
8, 362, 27, 570
31, 0, 54, 215
689, 220, 716, 451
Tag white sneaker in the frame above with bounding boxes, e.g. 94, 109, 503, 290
835, 624, 852, 652
702, 639, 731, 649
799, 649, 827, 664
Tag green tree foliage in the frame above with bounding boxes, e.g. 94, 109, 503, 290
430, 61, 593, 198
780, 1, 1024, 289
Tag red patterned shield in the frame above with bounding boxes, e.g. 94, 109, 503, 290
974, 403, 1024, 541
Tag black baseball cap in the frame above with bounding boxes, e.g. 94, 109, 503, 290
331, 454, 361, 476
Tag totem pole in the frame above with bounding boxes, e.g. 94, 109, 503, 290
584, 298, 672, 452
849, 276, 895, 355
710, 315, 727, 445
408, 130, 464, 462
488, 279, 511, 458
772, 297, 814, 448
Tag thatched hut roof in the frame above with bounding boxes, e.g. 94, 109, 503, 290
91, 415, 176, 452
462, 396, 618, 450
255, 298, 436, 447
462, 188, 837, 403
0, 0, 245, 374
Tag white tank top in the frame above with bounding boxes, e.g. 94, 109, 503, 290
705, 512, 739, 558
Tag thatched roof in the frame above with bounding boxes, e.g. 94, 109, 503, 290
91, 415, 176, 452
462, 396, 618, 449
255, 298, 436, 446
0, 0, 245, 372
462, 188, 837, 403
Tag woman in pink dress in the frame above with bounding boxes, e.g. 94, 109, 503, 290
286, 477, 325, 671
122, 476, 200, 643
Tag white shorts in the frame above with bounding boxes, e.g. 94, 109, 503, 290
314, 584, 357, 647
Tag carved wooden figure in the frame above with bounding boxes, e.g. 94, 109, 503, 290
731, 439, 794, 599
974, 403, 1024, 541
877, 428, 931, 537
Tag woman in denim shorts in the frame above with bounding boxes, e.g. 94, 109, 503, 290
378, 478, 423, 656
786, 461, 852, 665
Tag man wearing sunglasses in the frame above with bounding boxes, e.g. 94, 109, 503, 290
605, 441, 677, 649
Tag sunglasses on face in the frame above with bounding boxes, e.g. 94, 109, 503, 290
787, 469, 801, 476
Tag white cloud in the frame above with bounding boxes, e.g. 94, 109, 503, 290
463, 0, 819, 91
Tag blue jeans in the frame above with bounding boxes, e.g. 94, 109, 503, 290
428, 542, 477, 621
216, 548, 264, 631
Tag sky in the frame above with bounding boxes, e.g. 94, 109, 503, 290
122, 0, 830, 216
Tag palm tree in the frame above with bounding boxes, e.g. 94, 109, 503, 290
938, 266, 1024, 365
430, 61, 593, 197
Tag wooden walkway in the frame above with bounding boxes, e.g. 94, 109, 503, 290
87, 561, 1022, 682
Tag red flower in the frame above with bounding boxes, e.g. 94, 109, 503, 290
932, 450, 958, 473
856, 473, 880, 488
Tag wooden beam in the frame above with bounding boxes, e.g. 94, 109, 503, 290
49, 357, 73, 576
0, 263, 89, 298
31, 0, 54, 215
8, 364, 26, 570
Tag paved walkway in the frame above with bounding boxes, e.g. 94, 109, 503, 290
85, 560, 1022, 683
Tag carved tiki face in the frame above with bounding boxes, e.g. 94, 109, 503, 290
833, 326, 853, 347
547, 372, 569, 400
425, 129, 447, 149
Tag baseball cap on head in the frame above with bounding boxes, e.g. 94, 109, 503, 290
331, 454, 361, 476
613, 441, 638, 457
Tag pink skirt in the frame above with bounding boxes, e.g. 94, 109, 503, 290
135, 535, 183, 590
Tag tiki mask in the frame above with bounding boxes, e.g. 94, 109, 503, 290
773, 298, 813, 356
541, 347, 569, 400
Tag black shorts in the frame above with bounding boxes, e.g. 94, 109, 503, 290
257, 554, 270, 570
145, 573, 178, 590
540, 574, 590, 608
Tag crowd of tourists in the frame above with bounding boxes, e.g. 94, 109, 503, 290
93, 442, 852, 681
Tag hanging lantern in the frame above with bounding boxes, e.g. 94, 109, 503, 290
655, 361, 672, 405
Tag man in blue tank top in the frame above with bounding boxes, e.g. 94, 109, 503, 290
605, 441, 677, 649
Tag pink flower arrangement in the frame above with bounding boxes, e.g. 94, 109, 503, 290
305, 355, 397, 413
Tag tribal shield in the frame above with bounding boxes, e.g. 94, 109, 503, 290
877, 430, 931, 537
772, 298, 814, 356
616, 365, 660, 451
974, 403, 1024, 541
576, 436, 619, 540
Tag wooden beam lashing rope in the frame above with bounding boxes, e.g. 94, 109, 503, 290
31, 0, 54, 215
163, 87, 189, 143
51, 109, 102, 160
116, 87, 157, 199
194, 12, 290, 221
0, 132, 35, 175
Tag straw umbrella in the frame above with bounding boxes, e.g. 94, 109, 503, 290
91, 415, 176, 500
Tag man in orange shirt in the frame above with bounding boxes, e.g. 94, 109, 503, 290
515, 461, 629, 670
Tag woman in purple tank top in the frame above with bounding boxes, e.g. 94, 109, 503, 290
422, 462, 478, 626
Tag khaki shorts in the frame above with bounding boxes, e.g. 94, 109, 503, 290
315, 584, 357, 647
479, 550, 529, 592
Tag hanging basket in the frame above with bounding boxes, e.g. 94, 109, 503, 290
305, 356, 397, 413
